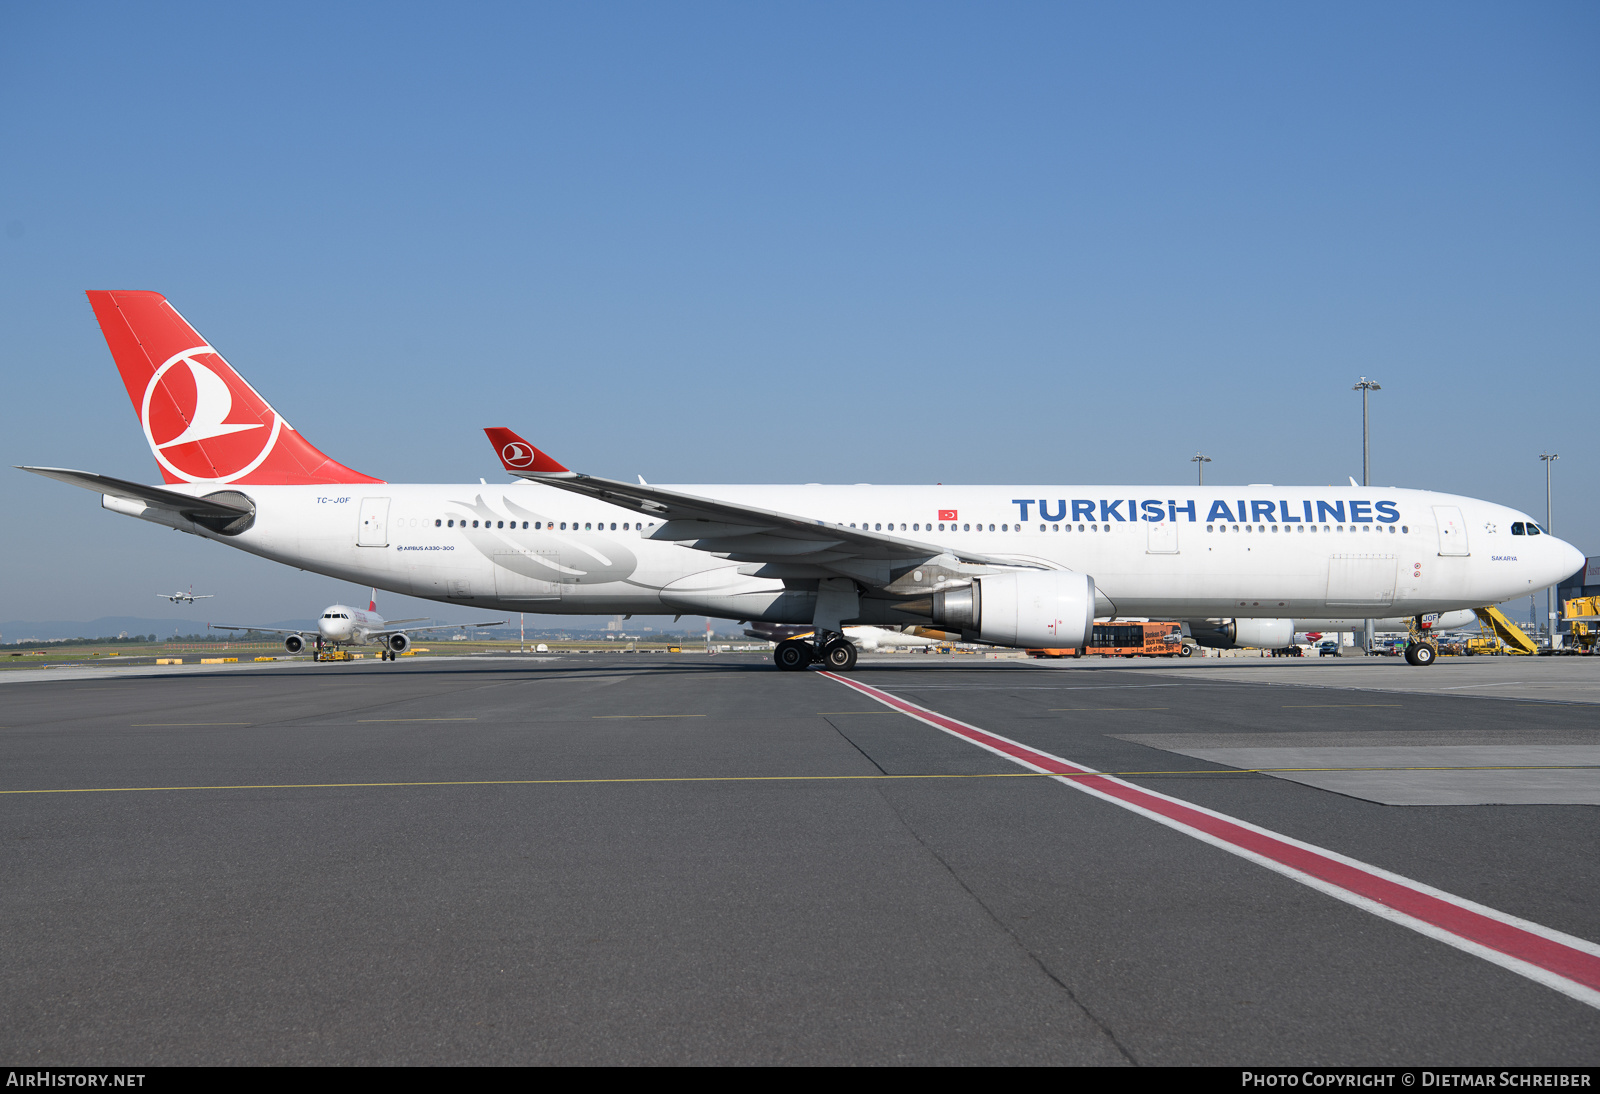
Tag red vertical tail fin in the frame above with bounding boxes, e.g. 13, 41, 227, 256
85, 290, 383, 486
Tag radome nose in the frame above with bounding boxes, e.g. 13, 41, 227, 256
1556, 538, 1585, 583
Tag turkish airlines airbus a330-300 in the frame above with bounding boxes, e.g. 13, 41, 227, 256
21, 291, 1584, 671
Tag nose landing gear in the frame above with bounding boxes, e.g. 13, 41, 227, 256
1405, 616, 1439, 666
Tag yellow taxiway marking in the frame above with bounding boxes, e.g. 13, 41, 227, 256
6, 765, 1597, 797
132, 722, 252, 727
1050, 707, 1170, 712
592, 714, 706, 719
357, 718, 478, 722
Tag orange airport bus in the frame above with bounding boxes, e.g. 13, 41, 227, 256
1028, 621, 1186, 659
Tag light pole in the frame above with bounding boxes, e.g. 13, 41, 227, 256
1191, 452, 1211, 485
1541, 453, 1560, 649
1353, 378, 1381, 488
1353, 378, 1381, 652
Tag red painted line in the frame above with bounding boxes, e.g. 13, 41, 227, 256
819, 671, 1600, 1008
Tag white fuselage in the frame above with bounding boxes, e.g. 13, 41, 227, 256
317, 604, 385, 647
114, 482, 1583, 633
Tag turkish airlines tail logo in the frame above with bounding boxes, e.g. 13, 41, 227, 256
483, 427, 571, 474
86, 291, 383, 486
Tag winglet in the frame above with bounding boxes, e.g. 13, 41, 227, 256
484, 428, 571, 475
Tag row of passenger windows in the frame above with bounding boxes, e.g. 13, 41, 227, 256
842, 521, 1409, 535
423, 519, 656, 531
1207, 524, 1407, 534
406, 515, 1423, 537
851, 522, 1018, 532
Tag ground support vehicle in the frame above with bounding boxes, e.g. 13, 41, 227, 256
1470, 606, 1538, 656
1563, 596, 1599, 654
1029, 622, 1184, 659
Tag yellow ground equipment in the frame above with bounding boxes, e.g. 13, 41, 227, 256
1564, 596, 1600, 653
1472, 606, 1539, 656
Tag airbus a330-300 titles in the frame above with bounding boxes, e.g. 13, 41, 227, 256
20, 291, 1584, 671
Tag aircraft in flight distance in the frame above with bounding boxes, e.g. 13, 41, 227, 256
211, 590, 503, 659
159, 586, 213, 605
20, 291, 1586, 671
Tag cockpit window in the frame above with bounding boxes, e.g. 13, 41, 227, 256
1528, 523, 1543, 536
1511, 522, 1525, 535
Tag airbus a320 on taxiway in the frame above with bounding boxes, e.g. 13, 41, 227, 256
210, 591, 503, 660
20, 291, 1585, 670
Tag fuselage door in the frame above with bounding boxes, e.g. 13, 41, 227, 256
1432, 505, 1469, 557
1146, 521, 1179, 555
493, 550, 563, 600
358, 497, 391, 547
1326, 554, 1398, 607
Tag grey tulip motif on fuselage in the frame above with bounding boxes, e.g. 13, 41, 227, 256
449, 495, 639, 585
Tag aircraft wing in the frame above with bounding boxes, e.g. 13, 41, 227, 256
482, 428, 1045, 580
373, 620, 506, 637
20, 467, 254, 521
210, 623, 310, 636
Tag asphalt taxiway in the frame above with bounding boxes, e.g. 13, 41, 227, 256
1, 653, 1596, 1064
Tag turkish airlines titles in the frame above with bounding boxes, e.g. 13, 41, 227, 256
1013, 498, 1403, 525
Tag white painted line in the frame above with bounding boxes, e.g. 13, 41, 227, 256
820, 671, 1600, 1010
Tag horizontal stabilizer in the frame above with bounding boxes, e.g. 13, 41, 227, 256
18, 466, 253, 518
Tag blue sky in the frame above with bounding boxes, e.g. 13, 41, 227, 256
2, 2, 1594, 627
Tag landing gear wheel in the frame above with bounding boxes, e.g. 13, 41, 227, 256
1405, 642, 1437, 667
775, 639, 812, 671
823, 639, 858, 671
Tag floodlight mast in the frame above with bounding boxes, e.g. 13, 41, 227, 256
1542, 453, 1560, 649
1353, 378, 1381, 489
1353, 378, 1381, 653
1191, 452, 1211, 486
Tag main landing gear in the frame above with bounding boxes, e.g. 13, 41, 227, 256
774, 632, 858, 672
1404, 615, 1439, 667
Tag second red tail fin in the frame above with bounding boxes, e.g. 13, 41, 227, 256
484, 428, 571, 475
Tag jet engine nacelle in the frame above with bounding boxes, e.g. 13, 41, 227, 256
931, 571, 1095, 649
284, 635, 304, 654
387, 633, 410, 654
1189, 618, 1295, 650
